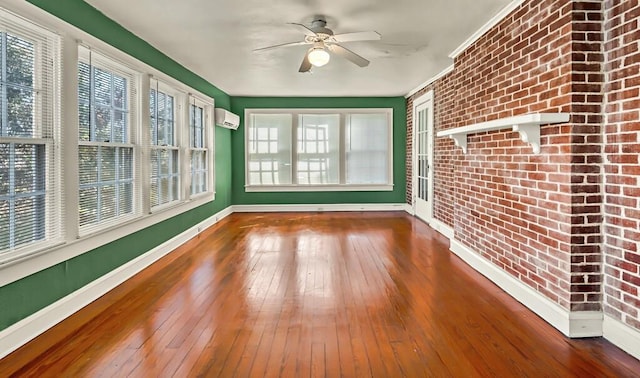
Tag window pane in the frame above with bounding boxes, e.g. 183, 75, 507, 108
297, 114, 340, 185
190, 104, 204, 148
346, 113, 389, 184
78, 146, 134, 228
0, 143, 46, 251
78, 62, 129, 143
247, 114, 292, 185
150, 88, 174, 146
151, 148, 179, 208
1, 34, 36, 138
191, 150, 207, 195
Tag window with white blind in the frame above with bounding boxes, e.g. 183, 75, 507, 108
0, 4, 217, 271
245, 109, 393, 192
189, 98, 208, 196
149, 81, 180, 209
0, 11, 60, 258
78, 47, 138, 233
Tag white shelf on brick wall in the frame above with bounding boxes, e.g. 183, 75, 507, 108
436, 113, 570, 154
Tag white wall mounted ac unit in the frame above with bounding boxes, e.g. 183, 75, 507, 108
214, 108, 240, 130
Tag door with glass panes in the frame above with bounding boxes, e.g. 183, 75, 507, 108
413, 93, 434, 222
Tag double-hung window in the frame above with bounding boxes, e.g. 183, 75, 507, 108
0, 11, 60, 258
245, 109, 392, 191
189, 98, 208, 196
78, 47, 138, 234
149, 81, 180, 209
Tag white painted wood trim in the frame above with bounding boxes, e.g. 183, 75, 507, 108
403, 203, 414, 215
0, 206, 233, 360
449, 239, 602, 338
603, 315, 640, 360
429, 219, 454, 239
231, 203, 408, 213
436, 113, 570, 154
405, 64, 454, 98
448, 0, 526, 58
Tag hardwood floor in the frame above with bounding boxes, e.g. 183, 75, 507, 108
1, 212, 639, 377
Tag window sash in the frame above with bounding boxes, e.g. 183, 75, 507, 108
190, 148, 207, 195
150, 146, 180, 208
150, 87, 176, 147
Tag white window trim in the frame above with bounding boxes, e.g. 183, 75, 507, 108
244, 108, 394, 192
0, 1, 216, 287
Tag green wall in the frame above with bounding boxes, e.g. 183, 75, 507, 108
230, 97, 407, 205
0, 0, 233, 331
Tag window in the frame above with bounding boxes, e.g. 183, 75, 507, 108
0, 5, 216, 270
245, 109, 393, 191
150, 81, 180, 208
0, 11, 59, 257
189, 98, 207, 195
78, 48, 137, 233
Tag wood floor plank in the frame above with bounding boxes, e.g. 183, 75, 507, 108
1, 212, 639, 377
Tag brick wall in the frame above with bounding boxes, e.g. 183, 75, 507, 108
602, 0, 640, 330
405, 0, 640, 321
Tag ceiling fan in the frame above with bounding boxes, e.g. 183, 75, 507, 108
254, 17, 381, 72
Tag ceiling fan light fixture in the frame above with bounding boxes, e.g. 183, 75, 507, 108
308, 47, 330, 67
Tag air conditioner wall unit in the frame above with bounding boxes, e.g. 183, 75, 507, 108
214, 108, 240, 130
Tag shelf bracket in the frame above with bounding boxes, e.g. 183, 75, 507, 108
450, 134, 468, 154
512, 124, 540, 154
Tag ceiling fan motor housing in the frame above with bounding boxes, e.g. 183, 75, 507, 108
310, 18, 333, 36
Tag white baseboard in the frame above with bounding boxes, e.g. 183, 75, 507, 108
0, 206, 233, 360
449, 239, 602, 338
603, 315, 640, 360
231, 203, 407, 213
429, 219, 454, 239
403, 203, 414, 215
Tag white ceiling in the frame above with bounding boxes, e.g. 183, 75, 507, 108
84, 0, 512, 97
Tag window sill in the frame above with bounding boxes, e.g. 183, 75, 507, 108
245, 184, 394, 192
0, 193, 215, 287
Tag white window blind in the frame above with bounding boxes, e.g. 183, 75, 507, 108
189, 98, 207, 195
78, 46, 138, 234
149, 81, 179, 209
346, 113, 390, 184
0, 10, 60, 258
247, 114, 292, 186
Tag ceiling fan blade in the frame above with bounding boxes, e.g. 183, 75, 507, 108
253, 41, 309, 52
288, 22, 318, 36
327, 43, 370, 67
332, 31, 381, 43
299, 49, 312, 72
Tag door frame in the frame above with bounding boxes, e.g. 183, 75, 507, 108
412, 90, 435, 223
